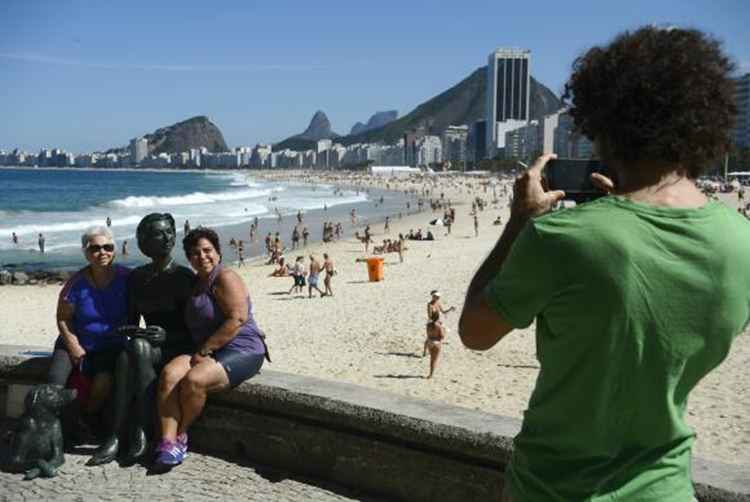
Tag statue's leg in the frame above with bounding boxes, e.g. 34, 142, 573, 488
124, 338, 161, 462
87, 348, 131, 466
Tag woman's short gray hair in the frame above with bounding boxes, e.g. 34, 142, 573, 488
81, 226, 114, 249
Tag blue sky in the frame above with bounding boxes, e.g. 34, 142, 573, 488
1, 0, 748, 153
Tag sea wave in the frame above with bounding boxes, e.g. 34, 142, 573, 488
0, 215, 144, 237
106, 188, 281, 208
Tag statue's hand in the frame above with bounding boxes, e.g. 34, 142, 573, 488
117, 325, 141, 338
141, 326, 167, 345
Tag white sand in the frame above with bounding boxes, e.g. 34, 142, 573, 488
1, 172, 747, 467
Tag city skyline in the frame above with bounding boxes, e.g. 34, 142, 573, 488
2, 1, 749, 152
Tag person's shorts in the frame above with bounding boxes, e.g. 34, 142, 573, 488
294, 275, 306, 287
81, 347, 122, 378
213, 348, 265, 388
308, 274, 319, 287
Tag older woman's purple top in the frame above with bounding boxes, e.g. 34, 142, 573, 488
184, 264, 266, 355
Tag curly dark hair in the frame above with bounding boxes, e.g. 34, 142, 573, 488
183, 227, 221, 258
563, 26, 737, 177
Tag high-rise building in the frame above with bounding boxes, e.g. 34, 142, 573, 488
442, 125, 469, 168
486, 48, 531, 159
735, 73, 750, 149
129, 137, 148, 166
469, 120, 487, 166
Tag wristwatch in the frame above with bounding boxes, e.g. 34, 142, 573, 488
198, 347, 214, 357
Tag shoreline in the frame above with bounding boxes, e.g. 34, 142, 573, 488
0, 171, 746, 467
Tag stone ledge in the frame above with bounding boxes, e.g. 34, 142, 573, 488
0, 344, 747, 501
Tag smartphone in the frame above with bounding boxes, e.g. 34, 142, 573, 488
544, 159, 611, 203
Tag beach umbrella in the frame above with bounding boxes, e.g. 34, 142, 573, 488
429, 218, 444, 226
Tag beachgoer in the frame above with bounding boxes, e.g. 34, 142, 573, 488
288, 256, 306, 295
307, 255, 325, 298
423, 290, 455, 379
269, 257, 288, 277
184, 220, 191, 235
459, 26, 749, 502
322, 253, 335, 297
12, 232, 18, 245
474, 214, 479, 237
237, 240, 245, 267
384, 216, 390, 234
106, 217, 112, 228
48, 226, 130, 436
38, 233, 45, 253
302, 227, 309, 247
155, 227, 268, 470
297, 210, 303, 224
121, 240, 128, 255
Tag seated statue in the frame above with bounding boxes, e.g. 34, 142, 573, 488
89, 213, 195, 465
8, 384, 77, 479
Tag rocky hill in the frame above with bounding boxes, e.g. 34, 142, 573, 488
273, 111, 340, 152
340, 67, 561, 146
274, 66, 562, 151
108, 115, 228, 155
350, 110, 399, 135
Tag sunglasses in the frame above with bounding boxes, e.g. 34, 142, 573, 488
87, 243, 115, 253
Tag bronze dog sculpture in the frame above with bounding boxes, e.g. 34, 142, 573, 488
9, 384, 76, 479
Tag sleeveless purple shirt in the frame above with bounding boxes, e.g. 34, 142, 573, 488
184, 264, 266, 355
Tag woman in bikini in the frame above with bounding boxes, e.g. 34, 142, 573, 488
423, 290, 455, 379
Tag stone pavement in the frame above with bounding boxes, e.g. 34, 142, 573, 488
1, 421, 388, 502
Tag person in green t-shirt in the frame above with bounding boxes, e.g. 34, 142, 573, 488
459, 26, 749, 502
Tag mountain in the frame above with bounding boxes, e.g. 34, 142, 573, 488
107, 115, 228, 155
297, 110, 339, 141
275, 67, 562, 151
339, 67, 562, 146
350, 110, 399, 135
273, 111, 339, 152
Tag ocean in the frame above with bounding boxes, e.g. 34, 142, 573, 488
0, 167, 410, 271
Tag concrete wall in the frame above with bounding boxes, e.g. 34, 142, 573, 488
0, 345, 747, 502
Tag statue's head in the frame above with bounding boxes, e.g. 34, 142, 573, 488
137, 213, 176, 259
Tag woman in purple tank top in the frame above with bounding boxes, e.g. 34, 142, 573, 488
154, 227, 268, 470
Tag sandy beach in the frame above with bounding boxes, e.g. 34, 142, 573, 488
1, 171, 747, 467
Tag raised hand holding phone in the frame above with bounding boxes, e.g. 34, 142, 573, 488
510, 153, 567, 221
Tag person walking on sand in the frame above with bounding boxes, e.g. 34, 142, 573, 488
38, 233, 45, 254
423, 290, 455, 379
322, 253, 335, 297
474, 213, 479, 238
384, 216, 390, 234
287, 256, 306, 295
302, 227, 309, 247
307, 255, 325, 298
184, 220, 191, 235
122, 240, 128, 256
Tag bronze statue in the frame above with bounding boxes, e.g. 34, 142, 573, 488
8, 384, 76, 479
89, 213, 195, 465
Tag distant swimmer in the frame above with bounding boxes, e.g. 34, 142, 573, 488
38, 233, 45, 254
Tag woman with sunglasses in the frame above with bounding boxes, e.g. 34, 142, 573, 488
49, 226, 131, 427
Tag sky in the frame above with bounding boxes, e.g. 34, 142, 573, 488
1, 0, 749, 153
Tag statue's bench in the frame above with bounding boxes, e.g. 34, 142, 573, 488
0, 345, 746, 502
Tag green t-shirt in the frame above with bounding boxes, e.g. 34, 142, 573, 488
484, 196, 750, 501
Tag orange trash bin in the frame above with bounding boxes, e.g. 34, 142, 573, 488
366, 257, 385, 282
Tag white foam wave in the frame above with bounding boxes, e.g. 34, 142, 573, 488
0, 215, 143, 237
107, 188, 275, 208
